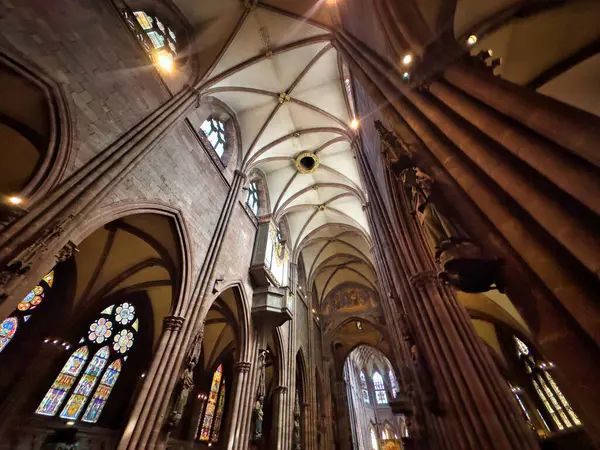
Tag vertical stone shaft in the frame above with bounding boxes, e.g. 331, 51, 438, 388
443, 63, 600, 169
339, 33, 600, 283
337, 49, 539, 450
336, 33, 600, 444
120, 171, 246, 449
427, 80, 600, 216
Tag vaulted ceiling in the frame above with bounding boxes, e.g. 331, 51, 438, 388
182, 0, 374, 305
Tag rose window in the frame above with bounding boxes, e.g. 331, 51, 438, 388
88, 318, 113, 344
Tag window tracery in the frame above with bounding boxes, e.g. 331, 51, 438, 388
246, 181, 260, 216
122, 10, 178, 71
514, 336, 580, 431
201, 118, 227, 159
0, 270, 54, 354
360, 371, 369, 404
373, 371, 387, 404
36, 302, 138, 423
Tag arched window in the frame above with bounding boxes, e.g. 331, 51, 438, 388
514, 336, 581, 431
201, 118, 227, 159
197, 364, 226, 443
388, 368, 399, 399
0, 271, 54, 354
370, 426, 379, 450
246, 181, 259, 215
36, 302, 138, 423
123, 10, 178, 72
360, 371, 369, 404
373, 371, 387, 404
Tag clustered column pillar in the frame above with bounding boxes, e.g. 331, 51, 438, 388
337, 40, 541, 450
335, 30, 600, 446
121, 169, 248, 449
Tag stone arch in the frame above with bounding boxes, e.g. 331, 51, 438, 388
201, 279, 252, 363
244, 167, 271, 217
70, 201, 194, 316
0, 48, 72, 203
190, 95, 243, 173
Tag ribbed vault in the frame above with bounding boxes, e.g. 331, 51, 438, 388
188, 1, 373, 304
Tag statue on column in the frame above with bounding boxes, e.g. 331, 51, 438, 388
253, 349, 268, 440
293, 412, 302, 450
375, 120, 505, 293
167, 358, 196, 429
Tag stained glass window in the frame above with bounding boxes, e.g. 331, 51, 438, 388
389, 368, 399, 399
60, 347, 110, 420
36, 346, 89, 416
360, 371, 369, 404
37, 302, 138, 423
123, 10, 178, 67
373, 372, 387, 404
201, 118, 226, 158
82, 359, 122, 423
514, 335, 581, 432
246, 181, 259, 215
197, 364, 225, 442
211, 381, 226, 442
0, 270, 55, 354
0, 317, 18, 353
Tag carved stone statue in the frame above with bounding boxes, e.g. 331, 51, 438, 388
293, 412, 302, 450
168, 359, 196, 428
254, 394, 265, 438
402, 168, 463, 252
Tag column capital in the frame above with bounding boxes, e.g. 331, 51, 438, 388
234, 169, 247, 181
163, 315, 185, 331
409, 270, 438, 289
235, 361, 252, 373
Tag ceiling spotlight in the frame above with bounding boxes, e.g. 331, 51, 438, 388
402, 72, 410, 80
8, 196, 22, 205
350, 118, 360, 130
402, 54, 413, 66
467, 35, 478, 46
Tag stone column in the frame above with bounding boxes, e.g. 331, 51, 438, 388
0, 338, 68, 437
120, 170, 246, 449
222, 361, 252, 450
336, 34, 600, 445
119, 315, 185, 449
272, 385, 288, 450
0, 87, 199, 320
333, 380, 353, 450
443, 61, 600, 169
337, 45, 539, 449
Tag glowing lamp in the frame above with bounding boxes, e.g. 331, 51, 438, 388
467, 35, 478, 46
155, 51, 174, 73
8, 196, 22, 205
350, 118, 360, 130
402, 54, 413, 66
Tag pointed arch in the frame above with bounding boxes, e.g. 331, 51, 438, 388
0, 49, 72, 203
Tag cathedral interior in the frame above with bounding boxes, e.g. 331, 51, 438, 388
1, 0, 599, 449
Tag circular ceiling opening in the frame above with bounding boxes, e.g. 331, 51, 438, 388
295, 152, 319, 174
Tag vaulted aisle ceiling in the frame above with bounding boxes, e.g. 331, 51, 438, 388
187, 1, 376, 304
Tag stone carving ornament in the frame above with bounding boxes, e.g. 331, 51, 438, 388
375, 120, 504, 293
168, 358, 196, 429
